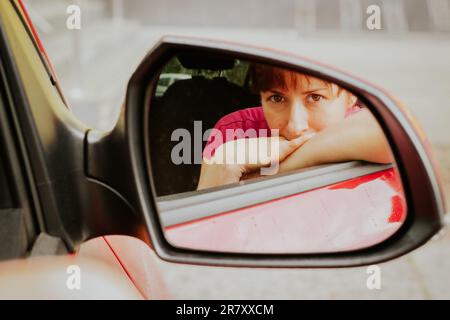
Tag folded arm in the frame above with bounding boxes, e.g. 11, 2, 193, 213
278, 108, 393, 174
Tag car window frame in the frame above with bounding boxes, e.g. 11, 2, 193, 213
14, 0, 68, 108
0, 52, 39, 260
0, 145, 13, 209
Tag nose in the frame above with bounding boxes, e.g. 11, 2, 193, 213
282, 100, 309, 140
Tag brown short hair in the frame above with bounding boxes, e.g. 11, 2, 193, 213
248, 63, 343, 96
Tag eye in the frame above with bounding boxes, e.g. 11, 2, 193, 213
307, 93, 324, 103
268, 94, 286, 103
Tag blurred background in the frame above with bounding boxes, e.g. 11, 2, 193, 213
23, 0, 450, 299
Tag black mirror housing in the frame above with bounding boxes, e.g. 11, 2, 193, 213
88, 36, 446, 267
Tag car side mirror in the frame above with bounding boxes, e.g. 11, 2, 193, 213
87, 36, 446, 267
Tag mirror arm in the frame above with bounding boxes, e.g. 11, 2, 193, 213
83, 112, 146, 246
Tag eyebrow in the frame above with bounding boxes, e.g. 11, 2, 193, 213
266, 87, 329, 95
267, 90, 285, 95
302, 87, 329, 95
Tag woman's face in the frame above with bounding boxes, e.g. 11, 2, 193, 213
261, 71, 356, 140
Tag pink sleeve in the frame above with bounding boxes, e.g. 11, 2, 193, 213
203, 125, 225, 160
202, 107, 266, 160
202, 112, 246, 160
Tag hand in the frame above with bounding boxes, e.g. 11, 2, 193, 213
197, 133, 315, 190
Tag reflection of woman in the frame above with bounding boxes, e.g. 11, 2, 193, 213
197, 64, 392, 190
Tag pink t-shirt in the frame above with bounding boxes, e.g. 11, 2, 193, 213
203, 107, 269, 160
203, 105, 360, 160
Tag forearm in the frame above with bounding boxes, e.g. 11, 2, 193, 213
197, 162, 243, 190
279, 109, 393, 173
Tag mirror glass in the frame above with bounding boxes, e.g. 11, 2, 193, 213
147, 52, 407, 254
